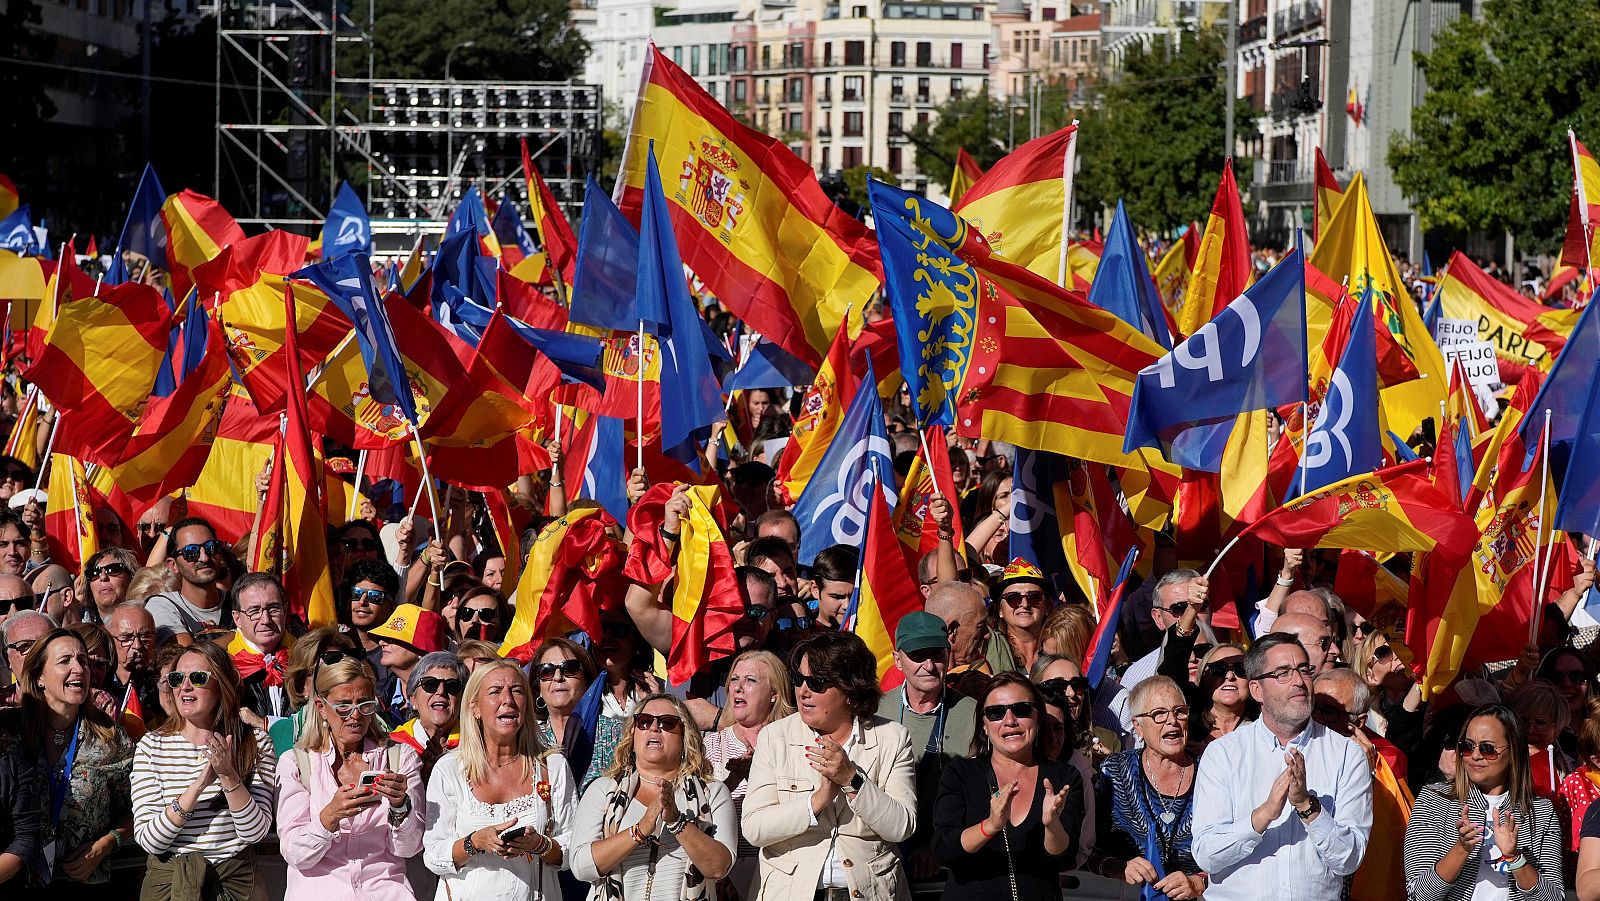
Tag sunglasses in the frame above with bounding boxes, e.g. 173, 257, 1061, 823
1000, 591, 1045, 608
342, 537, 380, 552
417, 677, 465, 696
87, 561, 130, 580
1204, 660, 1248, 680
1370, 645, 1395, 666
1191, 643, 1214, 659
326, 699, 381, 718
744, 605, 771, 621
165, 670, 212, 688
350, 587, 390, 605
317, 647, 365, 667
137, 521, 168, 535
982, 701, 1037, 722
5, 638, 37, 658
2, 595, 36, 614
776, 616, 812, 632
174, 539, 226, 562
1037, 676, 1089, 698
457, 607, 498, 623
1352, 622, 1377, 639
536, 660, 584, 681
791, 672, 836, 693
634, 713, 684, 733
1456, 740, 1505, 760
1550, 669, 1589, 687
600, 621, 633, 640
1158, 602, 1189, 617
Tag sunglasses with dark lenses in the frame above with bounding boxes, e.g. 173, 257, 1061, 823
983, 701, 1038, 722
744, 605, 771, 621
416, 677, 465, 696
317, 648, 366, 667
1551, 669, 1589, 686
1352, 622, 1377, 639
175, 539, 226, 562
1456, 740, 1505, 760
601, 621, 633, 639
1370, 645, 1395, 665
86, 561, 130, 580
634, 713, 685, 733
1191, 643, 1214, 659
342, 538, 381, 552
776, 616, 813, 632
3, 594, 36, 614
1037, 676, 1089, 698
137, 521, 168, 535
165, 670, 212, 688
350, 587, 391, 605
791, 672, 836, 693
1159, 602, 1189, 617
1204, 660, 1249, 680
536, 660, 584, 681
457, 607, 498, 623
1001, 591, 1045, 608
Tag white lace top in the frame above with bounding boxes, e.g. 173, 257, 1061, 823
422, 750, 579, 901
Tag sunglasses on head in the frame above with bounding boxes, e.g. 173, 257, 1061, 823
1204, 659, 1248, 680
457, 607, 498, 623
1456, 739, 1505, 760
536, 660, 584, 681
165, 670, 212, 688
634, 712, 684, 733
317, 647, 365, 667
350, 587, 390, 605
342, 537, 380, 552
791, 671, 835, 693
86, 561, 130, 580
982, 701, 1037, 722
174, 539, 226, 562
416, 676, 464, 696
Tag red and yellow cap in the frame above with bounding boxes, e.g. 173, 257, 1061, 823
994, 557, 1049, 595
369, 603, 448, 655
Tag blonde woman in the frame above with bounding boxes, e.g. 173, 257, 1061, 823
276, 659, 424, 901
423, 659, 578, 901
572, 693, 737, 901
703, 653, 793, 901
130, 641, 276, 900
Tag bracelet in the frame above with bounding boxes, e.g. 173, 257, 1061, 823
550, 479, 564, 488
107, 829, 124, 851
219, 780, 242, 793
1276, 576, 1294, 587
629, 824, 649, 845
463, 834, 483, 856
169, 798, 193, 821
977, 820, 994, 839
1505, 854, 1529, 872
666, 814, 691, 835
660, 527, 680, 543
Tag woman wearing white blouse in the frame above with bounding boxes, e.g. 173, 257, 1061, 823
702, 652, 792, 901
423, 660, 579, 901
573, 693, 737, 901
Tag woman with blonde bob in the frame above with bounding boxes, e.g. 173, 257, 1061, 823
704, 652, 793, 901
572, 692, 737, 901
276, 659, 424, 901
424, 659, 578, 901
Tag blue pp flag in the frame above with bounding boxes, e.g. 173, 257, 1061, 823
1008, 448, 1073, 598
0, 205, 42, 257
107, 163, 168, 284
725, 340, 813, 392
1518, 295, 1600, 458
1299, 289, 1382, 494
1555, 355, 1600, 535
570, 176, 652, 333
639, 147, 722, 462
575, 413, 630, 523
294, 253, 419, 427
1087, 200, 1172, 349
322, 181, 373, 260
1124, 248, 1309, 468
793, 360, 896, 566
492, 192, 539, 259
1387, 431, 1420, 462
446, 186, 496, 247
431, 227, 499, 321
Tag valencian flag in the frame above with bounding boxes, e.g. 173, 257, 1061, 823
616, 44, 881, 368
947, 148, 983, 207
1300, 287, 1382, 495
1088, 200, 1172, 349
792, 360, 895, 567
868, 179, 1164, 465
1177, 162, 1252, 339
500, 503, 625, 659
105, 163, 167, 285
522, 138, 578, 285
1313, 149, 1343, 243
1437, 250, 1576, 371
161, 189, 246, 299
848, 454, 924, 689
321, 181, 373, 260
43, 451, 97, 572
953, 124, 1078, 285
1125, 249, 1308, 470
1560, 131, 1600, 271
624, 482, 745, 684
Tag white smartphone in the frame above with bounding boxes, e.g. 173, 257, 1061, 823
357, 770, 384, 789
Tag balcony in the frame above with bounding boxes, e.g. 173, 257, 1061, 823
1274, 0, 1324, 37
1238, 15, 1266, 43
1265, 158, 1310, 185
889, 91, 907, 105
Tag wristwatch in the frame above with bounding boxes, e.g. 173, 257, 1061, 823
463, 834, 484, 856
1293, 796, 1321, 820
848, 769, 866, 793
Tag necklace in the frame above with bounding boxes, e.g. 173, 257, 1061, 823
52, 728, 68, 747
1141, 750, 1192, 826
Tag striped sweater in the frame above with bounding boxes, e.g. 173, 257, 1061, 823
1402, 782, 1564, 901
131, 728, 278, 863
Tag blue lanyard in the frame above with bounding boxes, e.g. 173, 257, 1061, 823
897, 689, 946, 757
49, 718, 82, 827
1129, 754, 1173, 901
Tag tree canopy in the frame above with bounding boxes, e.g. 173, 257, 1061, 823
373, 0, 588, 82
1389, 0, 1600, 253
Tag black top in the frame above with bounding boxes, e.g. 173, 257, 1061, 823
932, 756, 1083, 901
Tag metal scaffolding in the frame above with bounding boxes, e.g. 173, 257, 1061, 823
213, 0, 601, 249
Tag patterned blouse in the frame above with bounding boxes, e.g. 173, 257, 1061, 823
45, 720, 134, 885
539, 713, 624, 792
1099, 748, 1201, 876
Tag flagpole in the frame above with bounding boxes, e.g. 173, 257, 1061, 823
916, 427, 944, 500
347, 449, 367, 522
1055, 119, 1080, 288
409, 423, 441, 527
35, 414, 60, 490
636, 319, 646, 474
51, 241, 70, 315
1297, 400, 1310, 498
1530, 409, 1553, 643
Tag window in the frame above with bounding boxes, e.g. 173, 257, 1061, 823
844, 40, 865, 65
761, 45, 770, 68
673, 46, 684, 65
821, 147, 831, 171
891, 41, 906, 67
824, 42, 833, 66
732, 46, 747, 71
844, 111, 864, 136
917, 77, 930, 101
690, 45, 701, 76
983, 43, 990, 65
889, 146, 903, 173
1012, 36, 1021, 53
789, 42, 805, 66
1053, 41, 1061, 63
891, 76, 904, 98
787, 77, 804, 102
916, 41, 932, 66
851, 4, 866, 16
820, 76, 832, 101
950, 43, 962, 69
950, 77, 963, 95
917, 112, 929, 128
788, 111, 805, 132
844, 75, 864, 100
888, 111, 903, 134
733, 80, 748, 102
1042, 6, 1054, 18
843, 146, 863, 169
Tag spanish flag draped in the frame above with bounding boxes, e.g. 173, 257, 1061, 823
1437, 250, 1577, 371
616, 44, 881, 367
1312, 149, 1343, 243
954, 124, 1077, 285
1177, 162, 1252, 338
947, 148, 983, 207
42, 451, 97, 572
500, 503, 625, 660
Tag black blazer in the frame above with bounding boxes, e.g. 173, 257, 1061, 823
932, 756, 1083, 901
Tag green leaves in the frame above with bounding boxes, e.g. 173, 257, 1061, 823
373, 0, 589, 82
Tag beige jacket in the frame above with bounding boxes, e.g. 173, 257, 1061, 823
740, 712, 917, 901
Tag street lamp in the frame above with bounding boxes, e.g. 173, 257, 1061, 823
445, 40, 476, 82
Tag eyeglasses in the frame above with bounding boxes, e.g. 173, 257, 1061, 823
634, 713, 684, 733
791, 671, 835, 693
174, 539, 226, 562
1000, 590, 1045, 608
1037, 676, 1089, 698
536, 660, 583, 681
317, 648, 365, 667
1204, 660, 1248, 680
342, 538, 380, 552
137, 520, 168, 535
983, 701, 1038, 722
1310, 635, 1337, 652
1369, 645, 1395, 666
1455, 740, 1505, 760
87, 655, 109, 669
87, 561, 130, 580
326, 699, 381, 718
113, 631, 156, 647
5, 638, 37, 658
165, 670, 212, 688
776, 616, 812, 632
349, 587, 390, 605
1551, 669, 1589, 687
1253, 663, 1315, 684
744, 605, 771, 621
237, 603, 285, 620
1133, 705, 1190, 725
458, 607, 498, 623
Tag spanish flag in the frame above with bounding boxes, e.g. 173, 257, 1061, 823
617, 44, 881, 367
1152, 225, 1200, 318
1312, 148, 1343, 243
120, 683, 146, 741
3, 386, 42, 470
1437, 250, 1577, 370
891, 425, 964, 564
187, 386, 277, 544
521, 138, 577, 286
774, 313, 861, 503
1560, 131, 1600, 270
954, 124, 1077, 285
852, 481, 923, 689
43, 452, 97, 572
483, 487, 527, 588
947, 148, 983, 207
1177, 161, 1252, 339
500, 503, 624, 660
161, 189, 245, 299
272, 282, 335, 625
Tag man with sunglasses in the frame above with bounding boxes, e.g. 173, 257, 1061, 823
134, 496, 179, 557
1275, 612, 1343, 675
0, 609, 53, 707
0, 573, 33, 627
106, 602, 163, 730
146, 516, 230, 646
1192, 633, 1373, 901
1119, 568, 1209, 695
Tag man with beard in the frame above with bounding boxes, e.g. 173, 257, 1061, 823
146, 517, 230, 645
1192, 633, 1373, 901
105, 602, 162, 731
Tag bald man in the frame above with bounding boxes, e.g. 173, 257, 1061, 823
0, 573, 33, 626
29, 564, 77, 624
106, 603, 162, 729
1275, 612, 1342, 673
926, 581, 990, 699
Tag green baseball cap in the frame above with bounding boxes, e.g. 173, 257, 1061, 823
895, 611, 950, 653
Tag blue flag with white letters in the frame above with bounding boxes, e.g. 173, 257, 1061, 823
0, 205, 42, 257
1124, 248, 1308, 469
792, 361, 896, 567
322, 181, 373, 259
1300, 290, 1381, 495
1008, 448, 1074, 597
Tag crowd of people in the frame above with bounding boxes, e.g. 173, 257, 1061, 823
4, 375, 1600, 901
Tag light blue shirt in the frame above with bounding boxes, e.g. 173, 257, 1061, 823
1192, 716, 1373, 901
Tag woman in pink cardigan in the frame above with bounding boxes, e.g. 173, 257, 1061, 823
275, 658, 426, 901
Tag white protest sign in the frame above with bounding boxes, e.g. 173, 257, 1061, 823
1434, 317, 1478, 349
1444, 341, 1500, 388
